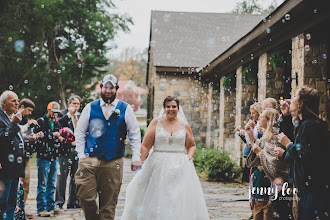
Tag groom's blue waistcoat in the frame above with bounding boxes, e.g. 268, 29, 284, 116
85, 99, 128, 160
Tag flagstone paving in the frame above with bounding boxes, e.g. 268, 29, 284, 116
26, 158, 251, 220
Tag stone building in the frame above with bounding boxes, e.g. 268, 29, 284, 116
146, 11, 264, 145
147, 0, 330, 165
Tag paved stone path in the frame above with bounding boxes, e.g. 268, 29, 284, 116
26, 158, 251, 219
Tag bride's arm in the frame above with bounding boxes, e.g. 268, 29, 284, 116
185, 124, 196, 161
140, 118, 157, 162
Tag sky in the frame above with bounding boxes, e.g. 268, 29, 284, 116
107, 0, 282, 59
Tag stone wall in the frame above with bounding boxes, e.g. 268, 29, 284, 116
209, 88, 220, 148
258, 53, 269, 101
291, 33, 306, 95
235, 66, 258, 165
219, 77, 225, 151
150, 71, 218, 144
223, 88, 236, 161
292, 32, 328, 114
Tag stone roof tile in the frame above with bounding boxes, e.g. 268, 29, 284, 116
151, 11, 265, 68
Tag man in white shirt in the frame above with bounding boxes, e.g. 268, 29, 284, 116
75, 74, 141, 220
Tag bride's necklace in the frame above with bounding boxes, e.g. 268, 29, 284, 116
166, 117, 177, 122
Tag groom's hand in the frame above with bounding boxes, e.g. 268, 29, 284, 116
131, 161, 142, 171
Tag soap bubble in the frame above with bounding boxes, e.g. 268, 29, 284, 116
285, 14, 290, 20
14, 40, 25, 53
8, 154, 14, 162
17, 156, 23, 163
304, 45, 310, 52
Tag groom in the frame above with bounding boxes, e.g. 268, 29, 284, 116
75, 74, 142, 220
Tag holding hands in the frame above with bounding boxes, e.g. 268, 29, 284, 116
131, 161, 142, 172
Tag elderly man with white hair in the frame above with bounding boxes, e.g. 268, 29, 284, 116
0, 91, 38, 219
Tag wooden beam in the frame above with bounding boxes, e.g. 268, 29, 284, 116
202, 0, 330, 79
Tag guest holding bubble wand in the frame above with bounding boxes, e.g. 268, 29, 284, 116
275, 86, 330, 220
246, 108, 293, 219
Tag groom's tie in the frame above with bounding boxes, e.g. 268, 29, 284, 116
105, 103, 111, 119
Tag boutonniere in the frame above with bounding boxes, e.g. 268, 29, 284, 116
112, 109, 121, 117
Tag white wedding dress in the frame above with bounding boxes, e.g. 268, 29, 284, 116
121, 118, 209, 220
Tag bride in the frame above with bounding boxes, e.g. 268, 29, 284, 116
121, 96, 209, 220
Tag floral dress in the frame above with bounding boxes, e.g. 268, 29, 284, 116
15, 178, 26, 220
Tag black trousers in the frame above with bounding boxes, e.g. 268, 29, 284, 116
55, 148, 79, 208
298, 191, 330, 220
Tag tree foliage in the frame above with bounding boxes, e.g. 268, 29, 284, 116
222, 72, 236, 91
0, 0, 132, 117
107, 47, 147, 86
233, 0, 282, 15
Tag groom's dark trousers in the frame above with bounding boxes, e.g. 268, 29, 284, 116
75, 156, 123, 220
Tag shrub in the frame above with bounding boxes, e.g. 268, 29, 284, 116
242, 63, 257, 85
193, 144, 242, 182
222, 72, 236, 91
270, 48, 291, 71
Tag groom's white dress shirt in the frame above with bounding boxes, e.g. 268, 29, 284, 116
75, 98, 141, 162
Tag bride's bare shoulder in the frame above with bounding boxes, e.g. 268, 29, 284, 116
184, 123, 192, 132
148, 118, 159, 128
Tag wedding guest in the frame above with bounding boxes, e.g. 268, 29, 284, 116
275, 86, 330, 219
246, 108, 292, 219
34, 102, 64, 217
237, 102, 262, 183
262, 98, 277, 110
246, 108, 288, 181
0, 91, 37, 220
249, 166, 275, 220
55, 95, 81, 210
15, 98, 43, 219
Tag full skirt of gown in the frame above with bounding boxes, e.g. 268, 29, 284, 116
121, 150, 209, 220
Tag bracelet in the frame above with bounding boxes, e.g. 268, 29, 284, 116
286, 142, 293, 148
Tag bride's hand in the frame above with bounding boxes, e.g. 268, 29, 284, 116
188, 154, 193, 161
131, 161, 142, 171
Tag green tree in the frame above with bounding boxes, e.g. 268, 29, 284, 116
233, 0, 282, 14
0, 0, 132, 117
107, 47, 147, 86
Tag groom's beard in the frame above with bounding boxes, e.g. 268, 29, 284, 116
101, 91, 116, 104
